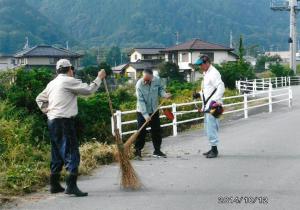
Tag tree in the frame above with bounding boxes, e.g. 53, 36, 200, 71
77, 62, 113, 83
218, 35, 256, 89
159, 62, 184, 82
106, 46, 122, 67
238, 35, 245, 62
7, 68, 54, 113
99, 62, 113, 76
81, 51, 98, 67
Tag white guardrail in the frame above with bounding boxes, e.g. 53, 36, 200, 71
235, 76, 300, 95
112, 77, 296, 139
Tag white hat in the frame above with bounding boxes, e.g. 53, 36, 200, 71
56, 59, 72, 70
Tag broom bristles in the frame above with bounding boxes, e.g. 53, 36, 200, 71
114, 131, 141, 190
117, 150, 141, 190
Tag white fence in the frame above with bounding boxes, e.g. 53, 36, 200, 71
112, 85, 293, 139
235, 76, 300, 95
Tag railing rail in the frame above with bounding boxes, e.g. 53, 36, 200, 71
235, 76, 300, 95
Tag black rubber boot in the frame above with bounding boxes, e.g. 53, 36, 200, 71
50, 174, 65, 194
202, 149, 212, 156
65, 174, 88, 197
206, 146, 218, 158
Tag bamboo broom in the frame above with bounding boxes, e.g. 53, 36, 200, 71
103, 78, 141, 190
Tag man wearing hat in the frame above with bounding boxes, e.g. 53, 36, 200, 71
36, 59, 106, 196
193, 55, 225, 158
135, 69, 172, 159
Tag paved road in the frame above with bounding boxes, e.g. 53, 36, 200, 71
7, 86, 300, 210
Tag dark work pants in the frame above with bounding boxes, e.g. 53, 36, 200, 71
47, 118, 80, 175
134, 112, 162, 152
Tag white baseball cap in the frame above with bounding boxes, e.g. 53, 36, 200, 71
56, 59, 72, 70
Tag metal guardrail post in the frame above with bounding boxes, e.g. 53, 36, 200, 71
268, 82, 272, 113
285, 77, 287, 86
275, 77, 278, 88
252, 80, 256, 97
262, 78, 265, 90
288, 77, 291, 86
172, 103, 178, 136
281, 76, 284, 87
244, 93, 248, 119
289, 86, 293, 108
237, 81, 241, 94
111, 116, 115, 136
116, 110, 122, 139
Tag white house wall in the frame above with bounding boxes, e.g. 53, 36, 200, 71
26, 57, 52, 65
0, 57, 15, 71
125, 66, 137, 80
130, 52, 142, 62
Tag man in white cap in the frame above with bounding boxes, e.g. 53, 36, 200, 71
193, 55, 225, 158
36, 59, 106, 196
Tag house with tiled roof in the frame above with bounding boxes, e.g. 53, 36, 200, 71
14, 45, 83, 70
112, 47, 165, 80
129, 48, 165, 63
112, 60, 161, 80
161, 39, 238, 81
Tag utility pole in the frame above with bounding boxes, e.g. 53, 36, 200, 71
66, 41, 69, 50
230, 30, 233, 48
174, 32, 179, 45
23, 37, 29, 50
271, 0, 300, 74
290, 0, 297, 73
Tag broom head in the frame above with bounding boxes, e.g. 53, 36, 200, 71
124, 131, 140, 153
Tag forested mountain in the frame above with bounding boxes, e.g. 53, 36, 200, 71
0, 0, 295, 53
0, 0, 72, 53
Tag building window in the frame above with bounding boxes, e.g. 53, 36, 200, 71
181, 53, 189, 62
49, 58, 55, 64
135, 54, 138, 61
49, 58, 60, 65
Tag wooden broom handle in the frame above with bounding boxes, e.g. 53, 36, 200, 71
137, 103, 164, 133
103, 78, 117, 129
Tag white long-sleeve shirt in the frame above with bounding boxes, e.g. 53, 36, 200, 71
200, 65, 225, 111
36, 74, 102, 120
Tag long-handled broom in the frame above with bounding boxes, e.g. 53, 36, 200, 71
124, 103, 174, 153
103, 78, 141, 190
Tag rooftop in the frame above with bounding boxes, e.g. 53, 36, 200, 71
161, 39, 233, 52
14, 45, 82, 58
131, 48, 165, 55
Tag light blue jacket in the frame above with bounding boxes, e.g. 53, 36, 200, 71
136, 76, 167, 118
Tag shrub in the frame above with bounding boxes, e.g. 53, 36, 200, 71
218, 61, 256, 89
269, 63, 294, 77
